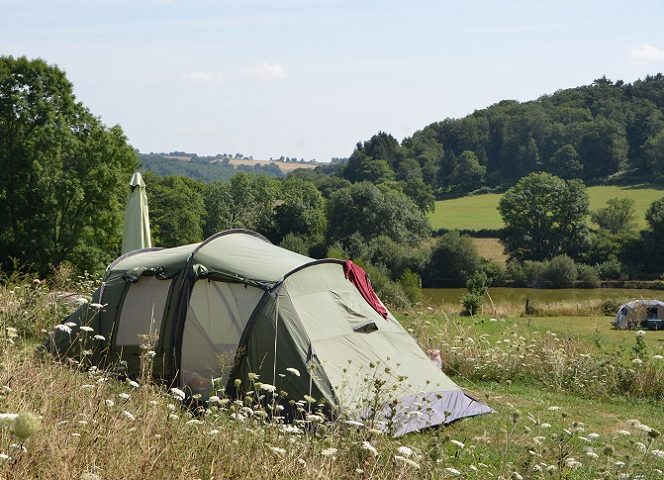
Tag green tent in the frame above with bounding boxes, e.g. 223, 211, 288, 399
49, 230, 491, 435
121, 172, 152, 254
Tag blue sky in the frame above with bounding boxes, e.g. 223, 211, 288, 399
2, 0, 664, 161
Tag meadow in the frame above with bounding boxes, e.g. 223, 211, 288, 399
3, 278, 664, 478
428, 185, 664, 231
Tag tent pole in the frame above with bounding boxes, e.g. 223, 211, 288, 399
273, 293, 279, 387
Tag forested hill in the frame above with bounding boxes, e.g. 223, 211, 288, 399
330, 74, 664, 196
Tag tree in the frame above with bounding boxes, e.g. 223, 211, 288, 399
326, 182, 429, 245
546, 144, 583, 179
591, 198, 637, 234
424, 231, 482, 287
147, 174, 206, 247
0, 56, 138, 274
498, 172, 590, 261
642, 129, 664, 177
342, 150, 395, 183
449, 150, 486, 191
271, 177, 326, 244
401, 178, 435, 212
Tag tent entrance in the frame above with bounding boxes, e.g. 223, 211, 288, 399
180, 279, 264, 396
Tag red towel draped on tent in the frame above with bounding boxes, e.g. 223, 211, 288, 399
343, 260, 389, 319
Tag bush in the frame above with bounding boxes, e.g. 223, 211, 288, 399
424, 231, 482, 287
598, 258, 624, 280
279, 234, 311, 255
542, 254, 578, 288
521, 260, 547, 287
398, 269, 422, 305
481, 260, 506, 285
576, 263, 601, 288
366, 235, 428, 280
460, 292, 484, 315
362, 263, 410, 309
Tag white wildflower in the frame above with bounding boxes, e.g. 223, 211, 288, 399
564, 457, 582, 468
0, 454, 10, 462
540, 423, 551, 428
80, 384, 95, 390
65, 322, 77, 328
450, 439, 465, 449
168, 414, 179, 421
394, 455, 420, 469
654, 354, 664, 360
321, 447, 338, 457
586, 451, 599, 459
260, 383, 277, 393
548, 406, 561, 411
587, 432, 600, 441
614, 461, 626, 467
71, 433, 81, 438
652, 450, 664, 459
121, 411, 135, 421
397, 446, 414, 458
186, 419, 203, 426
270, 446, 286, 456
93, 334, 105, 341
345, 420, 364, 427
89, 303, 105, 309
127, 380, 140, 388
118, 393, 130, 400
55, 324, 72, 335
208, 429, 219, 435
105, 399, 114, 407
79, 326, 94, 333
362, 441, 378, 456
170, 388, 186, 401
444, 467, 461, 475
636, 442, 647, 453
636, 330, 646, 338
633, 358, 644, 365
286, 367, 301, 377
617, 430, 631, 436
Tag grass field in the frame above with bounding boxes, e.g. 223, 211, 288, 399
5, 281, 664, 478
429, 185, 664, 231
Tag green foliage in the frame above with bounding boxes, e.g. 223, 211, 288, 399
425, 231, 482, 287
0, 56, 138, 274
146, 174, 206, 247
576, 263, 601, 288
499, 173, 590, 261
278, 233, 311, 255
326, 182, 430, 246
361, 262, 410, 309
449, 150, 486, 191
398, 269, 422, 305
542, 254, 578, 288
591, 197, 637, 234
466, 270, 490, 296
460, 292, 483, 316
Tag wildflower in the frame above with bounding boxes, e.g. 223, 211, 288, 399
71, 433, 81, 438
444, 467, 461, 475
208, 429, 219, 435
170, 388, 186, 401
146, 350, 156, 358
450, 439, 465, 449
168, 414, 179, 421
127, 380, 140, 388
5, 327, 17, 339
247, 372, 260, 381
55, 324, 72, 335
397, 446, 414, 458
121, 411, 135, 421
89, 303, 105, 309
260, 383, 277, 393
614, 461, 626, 467
65, 322, 77, 328
270, 446, 286, 456
652, 450, 664, 459
79, 326, 94, 333
280, 425, 302, 434
394, 455, 420, 469
12, 412, 41, 441
93, 334, 105, 341
540, 423, 551, 429
564, 458, 582, 468
76, 297, 89, 305
636, 330, 646, 338
321, 447, 338, 457
362, 441, 378, 456
105, 399, 114, 407
286, 367, 301, 377
586, 451, 599, 459
81, 350, 93, 356
80, 473, 101, 480
303, 395, 316, 403
633, 358, 644, 365
118, 393, 130, 400
587, 432, 600, 441
80, 384, 95, 390
345, 420, 364, 427
186, 419, 203, 426
635, 442, 647, 453
617, 430, 631, 436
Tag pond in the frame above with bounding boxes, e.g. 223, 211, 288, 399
423, 287, 664, 305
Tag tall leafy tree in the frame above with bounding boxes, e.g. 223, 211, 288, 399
591, 198, 637, 234
499, 172, 590, 261
326, 182, 429, 245
0, 56, 138, 274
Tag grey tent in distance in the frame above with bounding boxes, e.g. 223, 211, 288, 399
121, 172, 152, 254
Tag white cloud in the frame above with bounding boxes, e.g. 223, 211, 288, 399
241, 61, 288, 81
630, 44, 664, 63
181, 71, 228, 83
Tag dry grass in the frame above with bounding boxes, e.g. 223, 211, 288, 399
471, 238, 507, 265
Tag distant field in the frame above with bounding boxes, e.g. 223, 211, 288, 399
429, 185, 664, 231
225, 158, 318, 171
471, 237, 507, 264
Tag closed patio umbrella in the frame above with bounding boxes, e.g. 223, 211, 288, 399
121, 172, 152, 254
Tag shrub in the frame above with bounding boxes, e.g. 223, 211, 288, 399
481, 259, 506, 285
398, 268, 422, 305
424, 231, 482, 287
279, 233, 311, 255
362, 262, 410, 309
542, 254, 578, 288
598, 258, 624, 280
576, 263, 601, 287
460, 292, 483, 315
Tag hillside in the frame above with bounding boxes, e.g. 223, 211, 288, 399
429, 185, 664, 231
